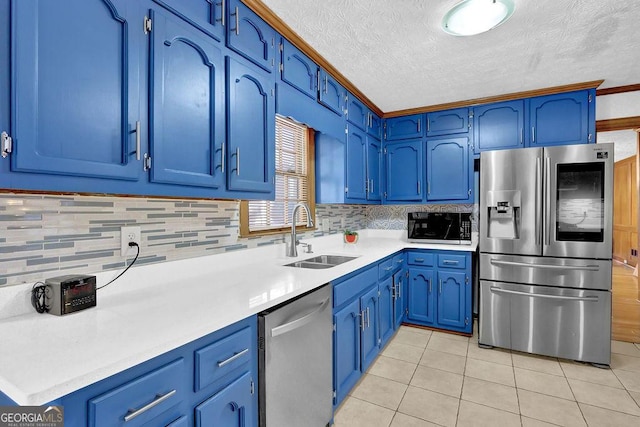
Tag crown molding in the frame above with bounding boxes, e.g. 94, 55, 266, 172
596, 116, 640, 133
596, 84, 640, 96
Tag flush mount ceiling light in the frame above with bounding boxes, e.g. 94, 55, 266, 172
442, 0, 515, 36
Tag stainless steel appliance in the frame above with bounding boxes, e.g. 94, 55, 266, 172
258, 284, 332, 427
408, 212, 472, 244
479, 144, 613, 366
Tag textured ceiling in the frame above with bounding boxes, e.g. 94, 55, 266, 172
261, 0, 640, 113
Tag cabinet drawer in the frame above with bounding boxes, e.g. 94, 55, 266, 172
167, 415, 189, 427
378, 258, 395, 280
407, 252, 434, 266
89, 359, 185, 427
393, 253, 405, 270
438, 254, 467, 269
333, 266, 377, 307
195, 326, 252, 392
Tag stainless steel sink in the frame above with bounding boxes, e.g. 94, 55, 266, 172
284, 255, 358, 269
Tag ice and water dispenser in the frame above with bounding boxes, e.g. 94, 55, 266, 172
486, 190, 521, 239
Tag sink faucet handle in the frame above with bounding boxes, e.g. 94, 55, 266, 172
300, 242, 313, 253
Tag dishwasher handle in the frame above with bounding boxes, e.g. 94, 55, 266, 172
489, 287, 599, 302
270, 297, 331, 337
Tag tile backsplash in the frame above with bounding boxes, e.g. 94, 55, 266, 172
0, 192, 476, 287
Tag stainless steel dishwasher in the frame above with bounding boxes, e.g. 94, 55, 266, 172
258, 284, 332, 427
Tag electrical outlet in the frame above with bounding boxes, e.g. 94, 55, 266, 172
120, 226, 141, 256
340, 218, 345, 228
322, 219, 331, 232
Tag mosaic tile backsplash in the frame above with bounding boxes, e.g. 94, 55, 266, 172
0, 193, 477, 287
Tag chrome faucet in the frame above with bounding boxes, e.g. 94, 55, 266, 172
287, 202, 314, 257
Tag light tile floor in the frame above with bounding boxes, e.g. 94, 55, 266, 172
334, 325, 640, 427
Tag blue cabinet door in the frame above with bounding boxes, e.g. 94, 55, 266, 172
226, 0, 275, 73
385, 139, 423, 202
345, 126, 367, 201
194, 371, 255, 427
280, 38, 317, 100
151, 0, 224, 42
473, 100, 525, 153
149, 9, 225, 189
529, 91, 592, 146
368, 113, 382, 139
333, 299, 361, 407
318, 69, 345, 116
360, 286, 379, 372
366, 137, 382, 201
346, 95, 368, 131
393, 270, 405, 329
378, 277, 394, 348
226, 57, 275, 195
407, 268, 435, 325
436, 270, 467, 330
426, 137, 470, 201
426, 108, 469, 136
384, 114, 424, 140
10, 0, 141, 180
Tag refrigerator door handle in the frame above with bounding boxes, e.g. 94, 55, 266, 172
489, 287, 599, 302
544, 157, 551, 246
489, 259, 601, 271
535, 157, 542, 246
270, 298, 330, 337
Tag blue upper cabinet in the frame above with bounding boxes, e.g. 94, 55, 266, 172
426, 108, 469, 136
366, 137, 382, 201
426, 137, 471, 202
152, 0, 224, 42
0, 0, 8, 146
345, 125, 367, 201
318, 69, 345, 116
346, 95, 368, 131
9, 0, 141, 180
226, 57, 275, 195
384, 139, 423, 202
149, 8, 225, 189
384, 114, 424, 140
368, 113, 382, 139
473, 100, 525, 153
226, 0, 275, 73
279, 38, 317, 99
528, 90, 593, 146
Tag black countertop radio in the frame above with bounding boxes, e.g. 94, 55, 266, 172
44, 274, 97, 315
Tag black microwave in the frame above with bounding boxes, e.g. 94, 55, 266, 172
408, 212, 472, 244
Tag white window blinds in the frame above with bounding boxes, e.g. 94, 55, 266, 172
247, 116, 311, 232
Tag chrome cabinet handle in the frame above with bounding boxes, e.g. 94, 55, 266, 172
532, 126, 536, 143
384, 266, 393, 271
234, 147, 240, 175
417, 181, 421, 194
489, 287, 599, 302
220, 143, 225, 173
124, 390, 177, 422
233, 6, 239, 35
396, 259, 403, 264
427, 180, 430, 195
439, 280, 442, 294
366, 307, 370, 328
442, 260, 459, 265
398, 279, 402, 298
360, 310, 365, 331
217, 0, 225, 25
489, 259, 600, 271
271, 298, 330, 337
417, 118, 421, 133
134, 121, 141, 161
370, 179, 374, 194
414, 258, 424, 263
217, 348, 249, 367
520, 128, 523, 144
426, 117, 430, 132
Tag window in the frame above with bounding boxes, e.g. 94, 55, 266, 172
240, 116, 315, 236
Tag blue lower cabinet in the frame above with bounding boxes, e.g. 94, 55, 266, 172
378, 277, 394, 348
360, 286, 380, 372
392, 269, 406, 329
42, 317, 257, 427
333, 298, 362, 406
406, 251, 472, 334
194, 371, 255, 427
407, 268, 435, 325
437, 270, 468, 330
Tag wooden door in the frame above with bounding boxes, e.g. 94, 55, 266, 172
613, 156, 638, 266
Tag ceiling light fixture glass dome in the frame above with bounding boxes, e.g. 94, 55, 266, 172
442, 0, 515, 36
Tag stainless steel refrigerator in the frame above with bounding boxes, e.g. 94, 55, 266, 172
479, 143, 613, 366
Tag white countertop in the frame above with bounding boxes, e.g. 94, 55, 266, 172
0, 229, 477, 405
